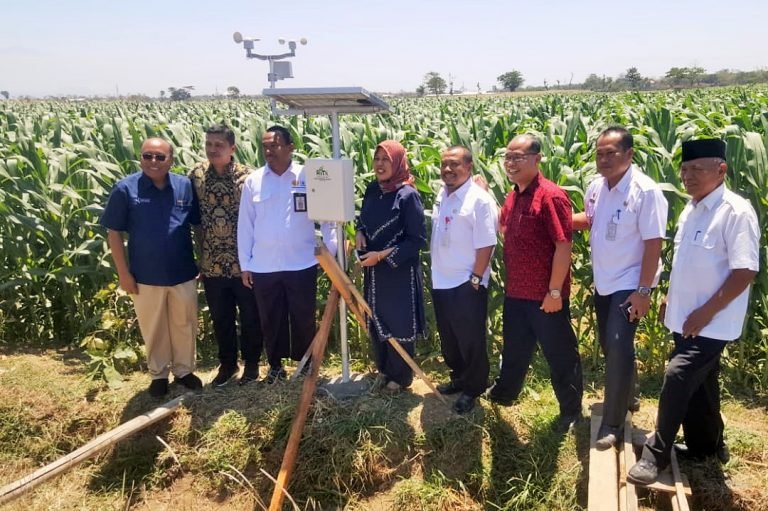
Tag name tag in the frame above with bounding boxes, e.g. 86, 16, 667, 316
293, 192, 307, 212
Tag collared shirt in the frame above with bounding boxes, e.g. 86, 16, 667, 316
585, 165, 668, 295
237, 162, 337, 273
431, 178, 498, 289
189, 159, 252, 278
500, 172, 572, 300
665, 184, 760, 341
100, 171, 200, 286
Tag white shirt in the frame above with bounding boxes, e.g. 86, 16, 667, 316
665, 184, 760, 341
237, 162, 337, 273
585, 165, 668, 295
431, 178, 498, 289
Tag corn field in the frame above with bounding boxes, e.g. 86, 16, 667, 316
1, 88, 766, 388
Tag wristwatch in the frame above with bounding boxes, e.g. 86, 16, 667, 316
470, 273, 482, 286
637, 286, 652, 297
549, 289, 562, 299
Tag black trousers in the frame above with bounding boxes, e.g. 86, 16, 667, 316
494, 297, 583, 416
432, 282, 490, 398
371, 331, 415, 387
251, 265, 317, 369
642, 333, 728, 468
203, 276, 262, 366
594, 289, 640, 428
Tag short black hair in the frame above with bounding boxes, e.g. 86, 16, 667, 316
446, 145, 473, 164
266, 125, 293, 145
599, 126, 633, 151
516, 134, 541, 154
206, 124, 236, 146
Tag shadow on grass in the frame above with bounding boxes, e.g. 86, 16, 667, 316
88, 371, 422, 509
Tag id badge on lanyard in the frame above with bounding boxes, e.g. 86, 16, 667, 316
606, 209, 620, 241
291, 179, 307, 213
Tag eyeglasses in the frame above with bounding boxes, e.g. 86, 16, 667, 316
141, 153, 168, 162
503, 153, 537, 163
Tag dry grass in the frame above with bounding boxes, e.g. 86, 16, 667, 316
0, 349, 766, 510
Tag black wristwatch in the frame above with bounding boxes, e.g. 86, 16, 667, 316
470, 273, 482, 286
637, 286, 652, 297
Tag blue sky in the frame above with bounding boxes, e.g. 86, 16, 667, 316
1, 0, 766, 97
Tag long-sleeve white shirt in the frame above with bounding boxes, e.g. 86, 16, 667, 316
237, 162, 337, 273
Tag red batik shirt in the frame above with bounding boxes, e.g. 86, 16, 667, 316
499, 172, 573, 301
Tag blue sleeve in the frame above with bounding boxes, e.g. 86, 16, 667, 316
385, 188, 427, 268
188, 177, 201, 226
100, 182, 130, 231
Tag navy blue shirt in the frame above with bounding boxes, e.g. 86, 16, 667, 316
100, 171, 200, 286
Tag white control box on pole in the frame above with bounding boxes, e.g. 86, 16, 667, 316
304, 159, 355, 222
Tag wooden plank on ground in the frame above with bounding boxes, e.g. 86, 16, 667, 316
636, 430, 692, 497
621, 412, 638, 511
0, 392, 191, 505
588, 405, 619, 511
646, 471, 692, 496
670, 448, 690, 511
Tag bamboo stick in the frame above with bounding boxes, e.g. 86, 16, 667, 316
315, 245, 371, 320
268, 289, 340, 511
315, 245, 447, 405
0, 393, 191, 505
386, 338, 447, 404
290, 344, 314, 382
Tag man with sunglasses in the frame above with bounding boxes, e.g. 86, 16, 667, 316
573, 126, 668, 450
487, 134, 583, 431
628, 139, 759, 485
101, 137, 203, 398
238, 126, 337, 383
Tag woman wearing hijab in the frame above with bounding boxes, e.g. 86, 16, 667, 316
356, 140, 427, 393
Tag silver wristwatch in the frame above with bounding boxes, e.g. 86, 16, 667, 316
637, 286, 652, 297
549, 289, 562, 299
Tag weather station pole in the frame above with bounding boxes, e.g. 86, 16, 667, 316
233, 33, 390, 386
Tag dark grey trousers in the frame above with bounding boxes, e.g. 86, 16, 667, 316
594, 289, 639, 428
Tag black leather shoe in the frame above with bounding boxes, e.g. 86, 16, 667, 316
176, 372, 203, 391
627, 458, 659, 486
453, 394, 476, 414
486, 385, 515, 406
148, 378, 169, 398
212, 364, 239, 387
595, 425, 622, 451
437, 381, 463, 395
265, 366, 287, 384
238, 362, 259, 385
555, 412, 582, 432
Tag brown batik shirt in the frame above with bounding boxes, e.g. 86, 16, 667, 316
188, 159, 252, 278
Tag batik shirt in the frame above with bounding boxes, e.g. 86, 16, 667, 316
189, 160, 252, 278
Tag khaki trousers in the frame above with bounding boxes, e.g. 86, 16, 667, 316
132, 280, 198, 379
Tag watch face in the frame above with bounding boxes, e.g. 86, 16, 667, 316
471, 276, 481, 285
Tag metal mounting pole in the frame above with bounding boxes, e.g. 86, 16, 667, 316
330, 111, 350, 382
